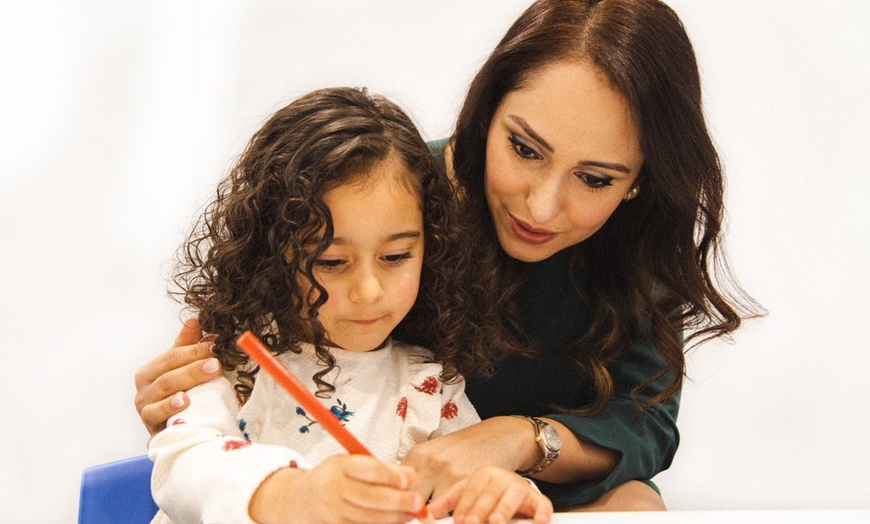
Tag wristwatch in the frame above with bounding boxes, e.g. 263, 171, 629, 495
514, 416, 562, 476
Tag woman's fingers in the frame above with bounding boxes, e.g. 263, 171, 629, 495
435, 467, 553, 524
134, 318, 219, 436
136, 355, 220, 434
134, 321, 209, 391
173, 317, 203, 348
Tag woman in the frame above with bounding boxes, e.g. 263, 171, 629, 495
135, 0, 761, 513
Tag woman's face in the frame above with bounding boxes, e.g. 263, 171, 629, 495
485, 60, 644, 263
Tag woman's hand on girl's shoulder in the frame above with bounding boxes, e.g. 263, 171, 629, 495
134, 317, 222, 436
428, 466, 553, 524
250, 455, 425, 524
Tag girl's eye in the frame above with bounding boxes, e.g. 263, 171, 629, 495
508, 134, 541, 160
314, 259, 345, 272
382, 253, 412, 265
576, 172, 614, 190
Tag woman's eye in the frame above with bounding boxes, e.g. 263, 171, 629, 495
508, 134, 541, 160
576, 172, 614, 190
383, 253, 412, 265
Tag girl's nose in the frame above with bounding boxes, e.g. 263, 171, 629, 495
348, 267, 384, 304
525, 172, 563, 225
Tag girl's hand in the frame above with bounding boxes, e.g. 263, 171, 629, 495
249, 455, 426, 524
134, 318, 222, 436
401, 416, 540, 501
428, 466, 553, 524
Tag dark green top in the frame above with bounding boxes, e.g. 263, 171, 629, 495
429, 138, 680, 508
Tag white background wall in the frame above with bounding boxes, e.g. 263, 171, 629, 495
1, 1, 868, 522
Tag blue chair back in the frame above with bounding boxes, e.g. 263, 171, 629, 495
78, 455, 158, 524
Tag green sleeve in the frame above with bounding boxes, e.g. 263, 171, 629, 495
540, 331, 680, 508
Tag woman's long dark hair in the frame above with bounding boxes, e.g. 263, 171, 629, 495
172, 87, 494, 399
453, 0, 764, 412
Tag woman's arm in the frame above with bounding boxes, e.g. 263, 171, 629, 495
134, 318, 222, 436
539, 330, 680, 508
403, 331, 679, 509
401, 414, 619, 501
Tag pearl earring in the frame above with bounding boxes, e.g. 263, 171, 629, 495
624, 186, 639, 201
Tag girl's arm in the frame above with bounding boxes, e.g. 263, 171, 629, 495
148, 375, 309, 524
249, 455, 424, 524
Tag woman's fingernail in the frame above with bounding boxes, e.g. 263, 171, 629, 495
170, 392, 185, 409
202, 358, 220, 374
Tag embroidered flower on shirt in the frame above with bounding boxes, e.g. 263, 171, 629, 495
223, 439, 251, 452
237, 418, 251, 441
170, 418, 186, 426
441, 400, 458, 420
396, 397, 408, 420
296, 399, 354, 434
331, 399, 353, 422
414, 376, 440, 395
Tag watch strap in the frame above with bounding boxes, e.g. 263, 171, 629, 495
513, 415, 561, 476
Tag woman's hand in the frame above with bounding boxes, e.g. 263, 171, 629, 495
429, 466, 553, 524
134, 318, 222, 436
401, 417, 541, 501
249, 455, 425, 524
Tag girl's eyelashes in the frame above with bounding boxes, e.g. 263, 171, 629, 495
313, 258, 345, 272
382, 252, 413, 266
313, 252, 414, 271
507, 133, 541, 160
576, 172, 614, 190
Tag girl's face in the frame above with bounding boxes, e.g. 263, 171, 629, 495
301, 154, 424, 352
484, 60, 644, 263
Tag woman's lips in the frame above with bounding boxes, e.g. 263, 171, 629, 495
509, 215, 557, 245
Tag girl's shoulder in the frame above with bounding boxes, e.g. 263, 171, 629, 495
391, 339, 437, 366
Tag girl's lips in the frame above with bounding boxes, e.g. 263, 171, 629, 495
348, 317, 381, 326
509, 215, 557, 245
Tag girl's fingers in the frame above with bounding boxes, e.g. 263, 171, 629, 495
342, 456, 417, 490
427, 479, 467, 518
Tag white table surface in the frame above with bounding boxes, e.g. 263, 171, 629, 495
427, 510, 870, 523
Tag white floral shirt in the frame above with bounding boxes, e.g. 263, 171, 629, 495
148, 339, 479, 524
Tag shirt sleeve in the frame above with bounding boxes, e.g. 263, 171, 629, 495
538, 330, 681, 508
147, 375, 311, 524
431, 377, 482, 438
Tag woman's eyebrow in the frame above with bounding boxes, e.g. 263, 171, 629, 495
509, 114, 633, 175
508, 115, 554, 153
581, 160, 631, 174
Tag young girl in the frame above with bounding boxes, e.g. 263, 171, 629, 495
148, 88, 552, 524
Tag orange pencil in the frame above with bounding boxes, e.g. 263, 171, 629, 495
236, 331, 435, 523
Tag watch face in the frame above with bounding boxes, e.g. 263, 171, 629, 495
541, 424, 562, 450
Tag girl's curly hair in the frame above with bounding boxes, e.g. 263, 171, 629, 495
171, 87, 511, 400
